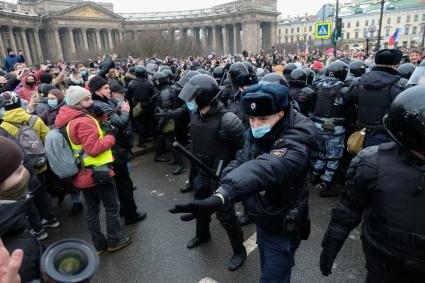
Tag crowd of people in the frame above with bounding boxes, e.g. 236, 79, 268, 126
0, 43, 425, 283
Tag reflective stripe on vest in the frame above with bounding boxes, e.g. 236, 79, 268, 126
66, 115, 114, 167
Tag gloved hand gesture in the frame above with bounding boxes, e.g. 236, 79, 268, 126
103, 123, 118, 136
319, 247, 338, 276
169, 195, 223, 221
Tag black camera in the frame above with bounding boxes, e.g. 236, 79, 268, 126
41, 239, 99, 283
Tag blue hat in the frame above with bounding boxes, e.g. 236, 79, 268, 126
241, 84, 289, 116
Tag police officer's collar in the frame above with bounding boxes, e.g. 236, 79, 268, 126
371, 66, 400, 76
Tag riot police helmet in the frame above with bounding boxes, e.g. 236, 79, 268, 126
383, 85, 425, 154
177, 70, 199, 88
407, 63, 425, 86
213, 66, 225, 83
242, 61, 255, 74
161, 69, 174, 81
229, 63, 249, 85
134, 65, 147, 78
159, 65, 171, 72
397, 63, 416, 80
349, 60, 367, 77
260, 73, 288, 86
197, 69, 210, 75
178, 74, 220, 109
325, 61, 349, 81
152, 71, 169, 86
303, 68, 315, 85
289, 69, 308, 87
283, 63, 298, 75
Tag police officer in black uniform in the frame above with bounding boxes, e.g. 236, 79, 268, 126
283, 63, 298, 82
320, 85, 425, 283
152, 71, 184, 175
397, 63, 416, 88
311, 61, 350, 197
348, 49, 404, 148
222, 63, 249, 120
346, 60, 367, 87
177, 74, 247, 271
171, 83, 318, 282
289, 68, 315, 117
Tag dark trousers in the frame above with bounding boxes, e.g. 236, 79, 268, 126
257, 227, 295, 283
27, 198, 43, 232
113, 163, 138, 219
155, 132, 183, 166
194, 175, 245, 255
365, 246, 425, 283
138, 105, 154, 141
33, 171, 55, 221
82, 182, 122, 250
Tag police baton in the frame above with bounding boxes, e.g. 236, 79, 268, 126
172, 141, 223, 181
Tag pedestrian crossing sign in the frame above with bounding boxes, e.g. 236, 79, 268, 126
315, 22, 331, 39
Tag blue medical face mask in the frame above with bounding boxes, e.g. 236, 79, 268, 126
251, 124, 272, 139
186, 100, 197, 112
47, 99, 58, 109
0, 107, 5, 119
64, 96, 69, 105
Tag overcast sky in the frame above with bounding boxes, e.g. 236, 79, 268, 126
93, 0, 334, 17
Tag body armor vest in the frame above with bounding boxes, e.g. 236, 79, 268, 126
314, 83, 345, 119
357, 85, 392, 128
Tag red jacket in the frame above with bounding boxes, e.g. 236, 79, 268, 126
55, 106, 115, 189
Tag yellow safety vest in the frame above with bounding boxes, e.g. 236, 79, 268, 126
66, 115, 114, 167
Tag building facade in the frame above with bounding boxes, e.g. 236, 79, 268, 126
0, 0, 279, 64
277, 0, 425, 51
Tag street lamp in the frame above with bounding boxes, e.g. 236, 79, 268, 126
376, 0, 385, 51
364, 25, 376, 58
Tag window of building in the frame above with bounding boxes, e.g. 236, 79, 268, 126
413, 26, 417, 35
372, 19, 375, 26
387, 17, 391, 24
405, 27, 409, 35
285, 37, 289, 43
365, 19, 369, 26
402, 41, 408, 48
342, 22, 345, 28
291, 28, 294, 33
347, 22, 351, 28
406, 15, 411, 23
411, 41, 416, 48
309, 26, 312, 32
397, 16, 401, 24
291, 37, 294, 43
423, 14, 425, 21
304, 27, 307, 33
278, 36, 281, 43
346, 32, 350, 39
297, 27, 300, 33
356, 21, 360, 27
355, 31, 358, 39
385, 28, 390, 36
286, 28, 288, 34
414, 14, 419, 22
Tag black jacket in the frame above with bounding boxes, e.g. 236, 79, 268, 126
0, 199, 42, 283
127, 77, 154, 107
219, 109, 318, 233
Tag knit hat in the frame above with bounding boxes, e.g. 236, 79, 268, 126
375, 49, 403, 66
0, 136, 23, 183
241, 84, 289, 117
39, 72, 53, 84
38, 83, 57, 96
1, 91, 21, 110
48, 88, 65, 102
67, 86, 91, 106
88, 75, 108, 95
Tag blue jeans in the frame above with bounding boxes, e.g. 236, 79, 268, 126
257, 227, 295, 283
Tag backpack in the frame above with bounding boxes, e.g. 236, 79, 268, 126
45, 124, 81, 179
9, 115, 47, 169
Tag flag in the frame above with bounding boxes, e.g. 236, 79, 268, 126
304, 42, 309, 54
389, 28, 401, 46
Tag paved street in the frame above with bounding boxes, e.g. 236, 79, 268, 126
45, 153, 366, 283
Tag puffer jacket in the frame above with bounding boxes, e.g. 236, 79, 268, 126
55, 106, 115, 189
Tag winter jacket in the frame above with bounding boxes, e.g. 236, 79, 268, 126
0, 76, 20, 93
0, 107, 49, 173
17, 75, 37, 102
39, 101, 66, 128
3, 54, 25, 72
0, 199, 42, 283
127, 77, 154, 107
55, 106, 115, 189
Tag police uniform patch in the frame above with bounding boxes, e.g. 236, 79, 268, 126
270, 148, 288, 157
251, 102, 256, 109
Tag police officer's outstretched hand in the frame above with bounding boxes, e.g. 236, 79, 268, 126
319, 248, 338, 276
169, 195, 223, 221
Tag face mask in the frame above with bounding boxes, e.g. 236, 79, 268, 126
85, 103, 96, 114
63, 96, 69, 105
186, 101, 197, 112
112, 98, 124, 106
48, 99, 58, 109
26, 81, 35, 86
251, 124, 272, 139
0, 107, 5, 119
0, 169, 29, 200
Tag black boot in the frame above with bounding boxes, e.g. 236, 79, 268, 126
186, 235, 211, 249
228, 248, 247, 271
173, 165, 184, 175
125, 211, 147, 225
319, 182, 341, 198
187, 217, 211, 249
180, 183, 193, 193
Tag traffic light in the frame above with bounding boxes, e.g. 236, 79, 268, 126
336, 17, 342, 38
332, 30, 338, 44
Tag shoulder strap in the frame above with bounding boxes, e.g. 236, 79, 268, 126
28, 115, 38, 128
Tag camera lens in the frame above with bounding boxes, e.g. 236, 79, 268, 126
41, 239, 99, 283
55, 250, 87, 275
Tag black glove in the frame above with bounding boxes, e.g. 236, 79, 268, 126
319, 248, 338, 276
104, 124, 118, 136
169, 195, 223, 221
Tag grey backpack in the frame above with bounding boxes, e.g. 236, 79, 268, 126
10, 115, 47, 169
45, 125, 80, 178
